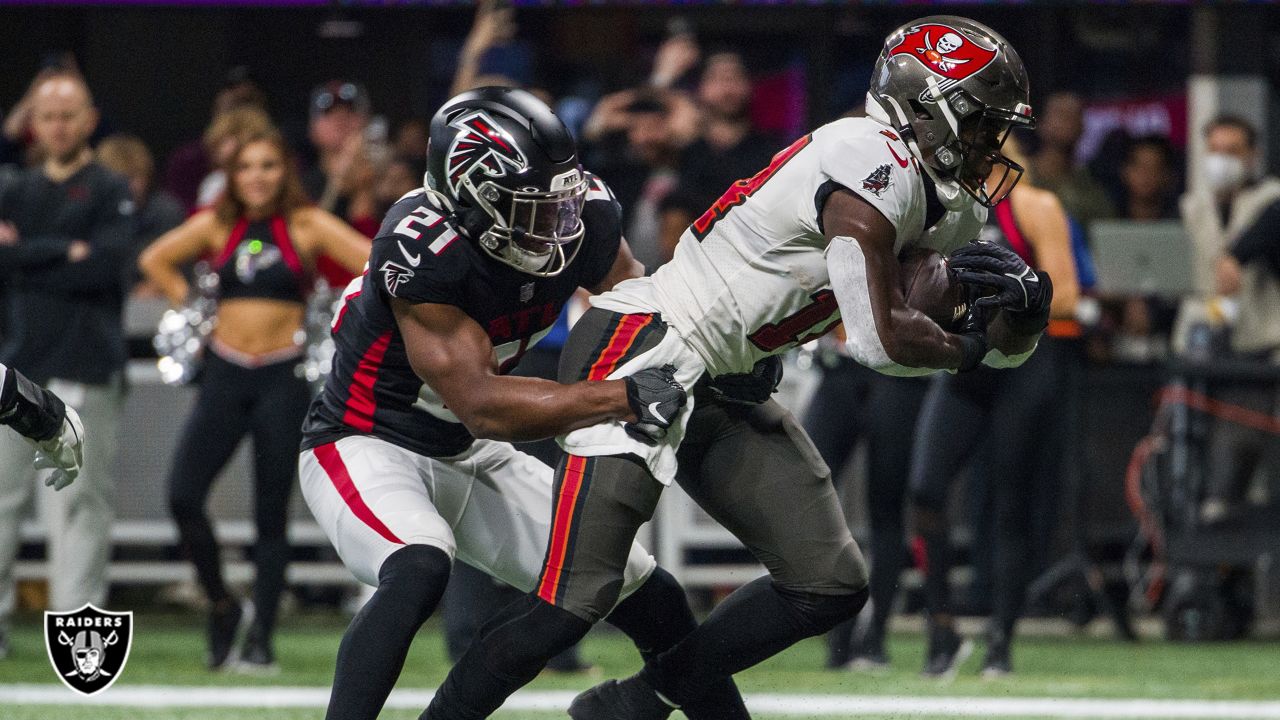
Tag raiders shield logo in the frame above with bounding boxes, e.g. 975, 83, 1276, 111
44, 604, 133, 696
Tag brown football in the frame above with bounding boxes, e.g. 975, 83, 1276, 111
899, 248, 967, 330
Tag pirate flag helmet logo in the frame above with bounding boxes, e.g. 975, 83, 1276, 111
887, 22, 999, 85
44, 603, 133, 695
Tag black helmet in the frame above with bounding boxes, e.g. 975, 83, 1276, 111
426, 86, 587, 277
868, 16, 1036, 207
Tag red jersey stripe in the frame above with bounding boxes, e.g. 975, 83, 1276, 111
342, 331, 393, 432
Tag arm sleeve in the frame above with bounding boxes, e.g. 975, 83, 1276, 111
23, 174, 135, 293
825, 236, 939, 378
1229, 199, 1280, 275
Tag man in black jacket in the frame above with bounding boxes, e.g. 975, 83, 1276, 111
0, 72, 133, 659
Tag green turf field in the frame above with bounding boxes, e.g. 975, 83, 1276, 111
3, 612, 1279, 719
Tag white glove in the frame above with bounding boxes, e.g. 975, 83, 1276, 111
31, 405, 84, 491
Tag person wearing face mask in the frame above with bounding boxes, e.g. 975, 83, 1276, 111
1177, 116, 1280, 522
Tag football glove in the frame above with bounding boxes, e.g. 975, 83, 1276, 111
705, 356, 783, 405
947, 240, 1048, 314
30, 405, 84, 491
624, 364, 687, 444
955, 294, 990, 373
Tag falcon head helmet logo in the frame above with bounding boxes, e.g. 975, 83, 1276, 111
445, 110, 529, 198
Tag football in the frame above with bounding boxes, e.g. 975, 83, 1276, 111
899, 248, 968, 330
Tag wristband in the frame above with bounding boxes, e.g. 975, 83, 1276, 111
957, 333, 988, 373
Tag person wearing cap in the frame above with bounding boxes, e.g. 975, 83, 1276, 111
302, 80, 380, 238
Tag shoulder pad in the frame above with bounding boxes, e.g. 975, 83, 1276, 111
370, 198, 470, 304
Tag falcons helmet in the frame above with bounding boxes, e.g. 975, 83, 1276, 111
868, 16, 1036, 207
425, 86, 587, 277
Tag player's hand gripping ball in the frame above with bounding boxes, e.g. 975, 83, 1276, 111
899, 248, 969, 331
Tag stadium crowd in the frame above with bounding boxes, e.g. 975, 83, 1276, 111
0, 2, 1277, 684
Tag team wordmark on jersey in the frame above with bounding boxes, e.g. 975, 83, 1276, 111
44, 604, 133, 696
862, 164, 894, 197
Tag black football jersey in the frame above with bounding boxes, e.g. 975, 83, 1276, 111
301, 175, 622, 457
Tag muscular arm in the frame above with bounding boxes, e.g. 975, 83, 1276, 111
822, 188, 973, 374
392, 299, 638, 442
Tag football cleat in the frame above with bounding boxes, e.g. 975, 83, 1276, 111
568, 675, 676, 720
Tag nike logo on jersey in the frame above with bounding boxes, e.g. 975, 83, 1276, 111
397, 240, 422, 267
886, 142, 910, 169
647, 401, 670, 425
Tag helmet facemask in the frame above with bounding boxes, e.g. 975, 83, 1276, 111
921, 80, 1035, 207
468, 174, 587, 277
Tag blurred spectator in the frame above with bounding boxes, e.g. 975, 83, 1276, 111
1029, 92, 1115, 225
302, 80, 380, 237
1, 54, 84, 166
0, 73, 135, 654
162, 67, 268, 211
196, 106, 274, 211
373, 154, 426, 218
660, 50, 782, 259
912, 135, 1080, 678
1120, 136, 1178, 221
1100, 135, 1180, 361
1177, 116, 1280, 523
582, 89, 689, 272
96, 134, 186, 279
450, 0, 518, 96
393, 117, 429, 161
139, 127, 368, 671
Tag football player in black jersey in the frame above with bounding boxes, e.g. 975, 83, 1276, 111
297, 87, 747, 720
0, 362, 83, 492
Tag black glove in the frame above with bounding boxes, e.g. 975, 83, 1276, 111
624, 364, 687, 443
948, 240, 1049, 314
705, 356, 783, 405
955, 291, 990, 373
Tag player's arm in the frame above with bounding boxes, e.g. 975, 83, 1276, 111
966, 188, 1074, 369
587, 236, 644, 295
298, 206, 372, 274
138, 209, 220, 306
822, 188, 984, 375
0, 363, 83, 491
393, 299, 681, 443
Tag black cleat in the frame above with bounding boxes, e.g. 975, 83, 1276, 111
569, 675, 676, 720
206, 600, 248, 670
980, 632, 1012, 679
922, 624, 972, 680
236, 623, 279, 675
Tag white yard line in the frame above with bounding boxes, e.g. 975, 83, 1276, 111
3, 684, 1280, 718
4, 684, 1280, 718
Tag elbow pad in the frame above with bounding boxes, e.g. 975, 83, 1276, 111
0, 365, 66, 442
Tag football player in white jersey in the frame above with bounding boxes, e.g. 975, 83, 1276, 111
423, 16, 1052, 720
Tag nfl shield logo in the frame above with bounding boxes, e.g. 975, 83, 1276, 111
44, 603, 133, 696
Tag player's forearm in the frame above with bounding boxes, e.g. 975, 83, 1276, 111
0, 363, 66, 442
458, 376, 634, 442
877, 307, 966, 372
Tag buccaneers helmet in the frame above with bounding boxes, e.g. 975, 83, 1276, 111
425, 86, 587, 277
868, 16, 1035, 207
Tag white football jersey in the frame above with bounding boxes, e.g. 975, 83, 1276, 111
593, 116, 987, 376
